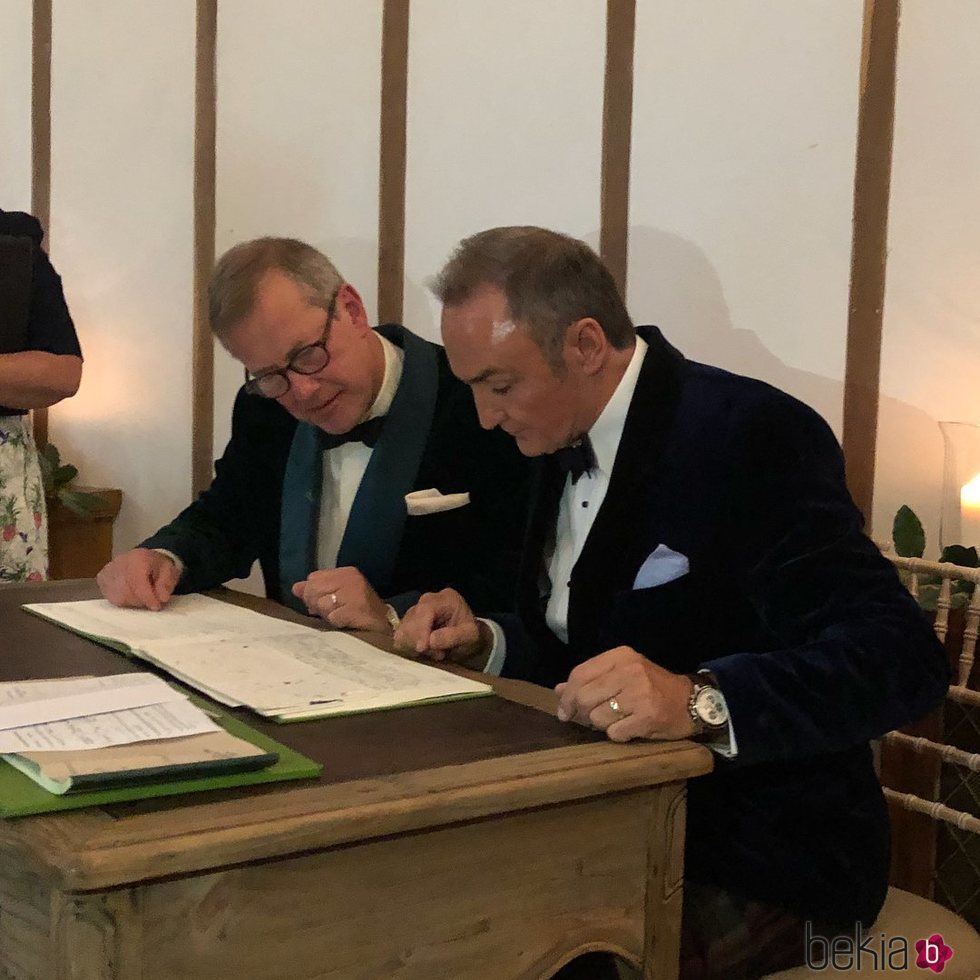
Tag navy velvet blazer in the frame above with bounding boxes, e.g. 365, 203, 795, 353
500, 326, 948, 930
142, 325, 531, 616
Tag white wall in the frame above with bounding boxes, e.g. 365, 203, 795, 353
0, 0, 33, 210
628, 0, 863, 437
46, 0, 196, 554
13, 0, 975, 569
873, 0, 980, 550
403, 0, 605, 341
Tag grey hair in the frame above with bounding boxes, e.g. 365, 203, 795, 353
431, 226, 634, 366
209, 237, 344, 338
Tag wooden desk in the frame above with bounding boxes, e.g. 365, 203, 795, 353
0, 581, 712, 980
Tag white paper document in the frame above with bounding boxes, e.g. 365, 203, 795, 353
25, 593, 315, 647
0, 673, 184, 730
0, 698, 220, 753
24, 595, 492, 720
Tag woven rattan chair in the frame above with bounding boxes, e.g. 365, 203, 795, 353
767, 555, 980, 978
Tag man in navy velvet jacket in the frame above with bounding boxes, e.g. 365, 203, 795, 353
395, 226, 949, 978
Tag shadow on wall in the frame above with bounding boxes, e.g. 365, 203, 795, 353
619, 225, 943, 545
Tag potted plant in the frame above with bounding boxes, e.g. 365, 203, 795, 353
37, 443, 122, 579
891, 505, 977, 611
37, 443, 103, 517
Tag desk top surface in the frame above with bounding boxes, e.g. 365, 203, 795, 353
0, 580, 712, 890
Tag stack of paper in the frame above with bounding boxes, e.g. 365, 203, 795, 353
0, 674, 277, 795
24, 595, 492, 721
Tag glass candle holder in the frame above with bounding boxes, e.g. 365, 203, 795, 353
939, 421, 980, 551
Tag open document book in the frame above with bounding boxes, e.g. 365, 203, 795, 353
23, 595, 492, 721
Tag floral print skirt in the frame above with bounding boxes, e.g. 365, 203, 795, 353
0, 416, 47, 583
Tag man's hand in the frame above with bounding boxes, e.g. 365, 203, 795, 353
554, 646, 696, 743
393, 588, 493, 669
96, 548, 180, 611
292, 566, 390, 632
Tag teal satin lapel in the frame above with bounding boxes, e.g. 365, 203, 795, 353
279, 421, 325, 611
336, 330, 439, 594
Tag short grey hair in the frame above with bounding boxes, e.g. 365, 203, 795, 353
431, 226, 635, 365
209, 237, 344, 338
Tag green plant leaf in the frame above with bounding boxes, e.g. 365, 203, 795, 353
57, 489, 102, 518
893, 505, 925, 558
53, 463, 78, 488
939, 544, 979, 568
915, 583, 940, 612
37, 446, 56, 492
39, 443, 60, 470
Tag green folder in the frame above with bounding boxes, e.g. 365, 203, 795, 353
0, 711, 321, 819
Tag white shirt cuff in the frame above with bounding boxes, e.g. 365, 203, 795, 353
479, 618, 507, 676
152, 548, 185, 580
707, 717, 738, 758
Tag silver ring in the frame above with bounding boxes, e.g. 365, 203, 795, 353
608, 698, 622, 714
330, 593, 338, 607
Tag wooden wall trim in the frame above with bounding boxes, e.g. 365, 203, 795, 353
191, 0, 217, 497
377, 0, 410, 326
30, 0, 52, 449
599, 0, 636, 298
842, 0, 900, 523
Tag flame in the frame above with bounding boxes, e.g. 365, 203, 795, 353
961, 473, 980, 512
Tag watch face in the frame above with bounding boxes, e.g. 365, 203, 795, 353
694, 687, 729, 728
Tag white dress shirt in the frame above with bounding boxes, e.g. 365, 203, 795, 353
483, 338, 647, 670
315, 333, 403, 569
544, 336, 648, 643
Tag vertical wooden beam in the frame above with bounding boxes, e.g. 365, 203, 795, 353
192, 0, 217, 496
599, 0, 636, 298
30, 0, 53, 449
377, 0, 410, 326
842, 0, 900, 523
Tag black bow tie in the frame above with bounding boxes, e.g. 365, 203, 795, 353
554, 436, 597, 484
326, 415, 385, 450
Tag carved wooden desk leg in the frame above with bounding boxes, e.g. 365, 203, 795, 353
643, 782, 687, 980
51, 889, 143, 980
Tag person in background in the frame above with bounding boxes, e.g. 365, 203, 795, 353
97, 237, 530, 634
394, 225, 949, 979
0, 210, 82, 583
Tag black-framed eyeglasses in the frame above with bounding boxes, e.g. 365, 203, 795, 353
243, 291, 339, 398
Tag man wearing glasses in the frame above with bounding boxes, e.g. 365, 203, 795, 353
97, 237, 530, 632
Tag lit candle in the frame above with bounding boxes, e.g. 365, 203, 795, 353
960, 473, 980, 547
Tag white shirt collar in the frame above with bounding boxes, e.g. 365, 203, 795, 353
365, 332, 404, 421
587, 335, 648, 477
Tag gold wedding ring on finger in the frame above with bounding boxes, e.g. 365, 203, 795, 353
608, 697, 623, 715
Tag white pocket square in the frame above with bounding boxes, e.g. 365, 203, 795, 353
405, 488, 471, 516
632, 544, 690, 590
